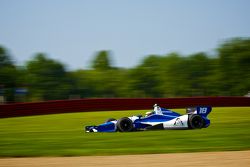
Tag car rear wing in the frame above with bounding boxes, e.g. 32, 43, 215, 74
186, 106, 212, 117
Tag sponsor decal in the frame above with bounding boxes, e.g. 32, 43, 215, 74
199, 107, 207, 114
174, 118, 183, 126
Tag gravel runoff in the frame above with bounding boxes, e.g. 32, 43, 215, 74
0, 150, 250, 167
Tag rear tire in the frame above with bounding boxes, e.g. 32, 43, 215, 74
117, 117, 133, 132
189, 115, 204, 129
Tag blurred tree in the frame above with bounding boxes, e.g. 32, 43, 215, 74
71, 68, 128, 98
26, 53, 71, 101
201, 58, 221, 96
128, 67, 161, 97
1, 37, 250, 101
158, 53, 189, 97
141, 55, 162, 69
217, 38, 250, 95
0, 46, 17, 102
0, 47, 13, 67
185, 53, 212, 96
70, 70, 99, 98
91, 51, 113, 70
128, 55, 163, 97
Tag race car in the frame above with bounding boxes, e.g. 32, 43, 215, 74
85, 104, 212, 132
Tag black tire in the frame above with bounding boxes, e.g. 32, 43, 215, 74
105, 118, 117, 123
117, 117, 133, 132
189, 114, 204, 129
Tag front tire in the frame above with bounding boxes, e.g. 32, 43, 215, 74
117, 117, 133, 132
189, 115, 204, 129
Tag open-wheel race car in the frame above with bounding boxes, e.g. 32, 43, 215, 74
85, 104, 212, 132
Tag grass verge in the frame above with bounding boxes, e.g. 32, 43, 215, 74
0, 107, 250, 157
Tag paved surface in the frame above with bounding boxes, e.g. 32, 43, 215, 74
0, 151, 250, 167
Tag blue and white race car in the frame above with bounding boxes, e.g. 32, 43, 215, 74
85, 104, 212, 132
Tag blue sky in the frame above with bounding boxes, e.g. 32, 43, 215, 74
1, 0, 250, 70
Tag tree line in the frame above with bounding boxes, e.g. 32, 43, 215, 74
0, 37, 250, 102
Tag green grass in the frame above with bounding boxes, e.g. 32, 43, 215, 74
0, 107, 250, 157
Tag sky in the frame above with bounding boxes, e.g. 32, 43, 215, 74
0, 0, 250, 70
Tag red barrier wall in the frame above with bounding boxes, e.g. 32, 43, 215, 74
0, 97, 250, 118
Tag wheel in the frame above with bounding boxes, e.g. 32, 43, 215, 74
189, 115, 204, 129
105, 118, 117, 123
116, 117, 133, 132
